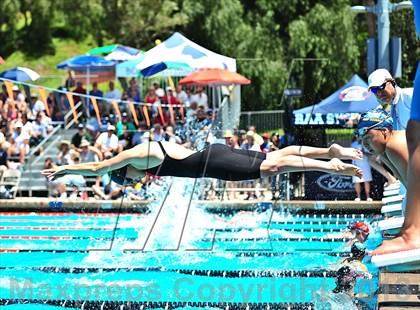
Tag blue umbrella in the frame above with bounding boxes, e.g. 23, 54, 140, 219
0, 67, 40, 81
57, 55, 115, 71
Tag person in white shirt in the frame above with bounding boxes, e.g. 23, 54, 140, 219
31, 94, 46, 115
31, 112, 48, 141
368, 69, 412, 130
95, 124, 119, 158
175, 84, 189, 107
190, 87, 208, 110
351, 137, 372, 201
104, 81, 121, 114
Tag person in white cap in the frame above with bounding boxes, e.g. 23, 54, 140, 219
368, 68, 412, 130
94, 124, 119, 158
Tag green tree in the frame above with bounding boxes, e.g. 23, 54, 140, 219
288, 1, 361, 107
0, 0, 21, 57
19, 0, 55, 56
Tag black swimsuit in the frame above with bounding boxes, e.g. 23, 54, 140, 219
146, 141, 266, 181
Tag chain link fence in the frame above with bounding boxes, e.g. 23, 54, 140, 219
239, 110, 285, 131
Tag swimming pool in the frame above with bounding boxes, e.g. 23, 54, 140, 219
0, 180, 382, 309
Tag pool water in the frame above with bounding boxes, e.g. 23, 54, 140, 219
0, 179, 382, 309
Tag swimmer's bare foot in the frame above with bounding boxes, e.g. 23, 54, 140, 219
370, 231, 420, 256
329, 158, 363, 177
329, 143, 363, 160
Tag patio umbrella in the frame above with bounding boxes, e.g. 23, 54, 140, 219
57, 55, 116, 84
0, 67, 40, 81
179, 68, 250, 86
87, 44, 142, 61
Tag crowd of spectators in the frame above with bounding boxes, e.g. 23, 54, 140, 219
0, 84, 54, 172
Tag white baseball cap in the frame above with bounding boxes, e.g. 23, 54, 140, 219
15, 121, 23, 128
368, 69, 393, 89
107, 124, 116, 131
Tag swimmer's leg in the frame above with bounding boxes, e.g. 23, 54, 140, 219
260, 155, 362, 178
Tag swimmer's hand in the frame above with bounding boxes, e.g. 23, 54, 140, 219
41, 166, 66, 181
329, 144, 363, 160
329, 158, 363, 177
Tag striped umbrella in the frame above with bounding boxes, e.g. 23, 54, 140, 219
0, 67, 40, 81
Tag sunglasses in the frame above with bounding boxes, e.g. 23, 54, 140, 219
357, 119, 385, 137
369, 81, 389, 94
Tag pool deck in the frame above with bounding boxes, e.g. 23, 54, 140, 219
0, 197, 382, 213
377, 272, 420, 309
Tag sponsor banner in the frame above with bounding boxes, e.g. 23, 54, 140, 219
294, 112, 360, 126
303, 171, 385, 200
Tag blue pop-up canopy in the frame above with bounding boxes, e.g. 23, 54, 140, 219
293, 74, 379, 126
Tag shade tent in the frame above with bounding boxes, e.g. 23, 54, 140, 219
136, 32, 237, 77
293, 74, 379, 126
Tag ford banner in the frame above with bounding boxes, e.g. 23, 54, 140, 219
303, 171, 385, 200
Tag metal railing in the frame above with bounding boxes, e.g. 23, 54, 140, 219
64, 101, 84, 130
26, 123, 64, 196
239, 110, 285, 131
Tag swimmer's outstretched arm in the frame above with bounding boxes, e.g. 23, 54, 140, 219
42, 148, 140, 180
278, 144, 363, 160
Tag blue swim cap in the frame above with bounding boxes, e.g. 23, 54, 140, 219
357, 109, 393, 137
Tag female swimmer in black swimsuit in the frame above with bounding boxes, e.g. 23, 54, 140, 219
42, 141, 363, 184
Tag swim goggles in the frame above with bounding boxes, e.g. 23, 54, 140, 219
356, 119, 386, 138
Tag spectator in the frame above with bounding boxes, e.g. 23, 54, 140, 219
31, 94, 46, 115
151, 123, 164, 141
241, 131, 261, 200
13, 85, 25, 103
79, 139, 102, 163
47, 92, 59, 121
131, 122, 147, 145
52, 155, 87, 199
260, 133, 271, 153
368, 68, 412, 130
94, 124, 119, 158
190, 86, 208, 110
118, 125, 134, 151
153, 81, 165, 98
57, 140, 76, 166
247, 125, 264, 146
1, 84, 8, 103
351, 136, 373, 202
64, 71, 75, 89
71, 123, 89, 148
116, 112, 136, 138
90, 82, 104, 114
163, 87, 179, 105
20, 113, 33, 137
92, 173, 123, 200
0, 136, 10, 176
175, 84, 188, 106
8, 121, 30, 164
72, 81, 86, 105
270, 133, 280, 150
241, 131, 261, 152
128, 86, 140, 102
279, 129, 296, 149
186, 101, 198, 121
31, 112, 48, 146
164, 125, 181, 144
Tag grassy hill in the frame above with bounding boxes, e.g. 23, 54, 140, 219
1, 38, 96, 89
